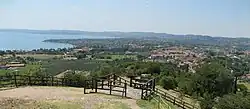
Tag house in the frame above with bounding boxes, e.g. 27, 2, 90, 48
9, 62, 21, 64
0, 65, 9, 69
242, 74, 250, 79
5, 64, 25, 67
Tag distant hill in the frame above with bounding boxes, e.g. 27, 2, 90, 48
1, 29, 250, 50
0, 29, 210, 38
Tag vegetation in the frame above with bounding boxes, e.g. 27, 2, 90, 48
215, 94, 250, 109
136, 96, 176, 109
94, 101, 130, 109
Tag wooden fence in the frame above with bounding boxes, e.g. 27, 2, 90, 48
0, 74, 199, 109
154, 88, 199, 109
0, 74, 84, 88
83, 74, 128, 97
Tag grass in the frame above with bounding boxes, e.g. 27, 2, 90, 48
137, 97, 176, 109
239, 82, 250, 90
156, 86, 199, 107
0, 69, 8, 75
94, 101, 131, 109
42, 59, 108, 75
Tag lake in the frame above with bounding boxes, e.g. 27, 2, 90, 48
0, 32, 113, 50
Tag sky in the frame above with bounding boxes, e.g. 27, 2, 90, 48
0, 0, 250, 37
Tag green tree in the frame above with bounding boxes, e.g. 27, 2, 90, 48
215, 94, 250, 109
75, 53, 86, 59
160, 76, 177, 90
193, 62, 234, 98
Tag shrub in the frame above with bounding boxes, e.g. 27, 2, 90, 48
160, 76, 177, 90
215, 94, 250, 109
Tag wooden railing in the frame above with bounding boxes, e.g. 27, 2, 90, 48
0, 74, 84, 89
0, 74, 199, 109
83, 74, 127, 97
154, 88, 199, 109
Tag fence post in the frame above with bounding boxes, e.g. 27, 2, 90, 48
101, 80, 104, 89
153, 79, 156, 91
84, 80, 86, 94
62, 78, 64, 86
14, 74, 17, 87
110, 81, 112, 95
91, 78, 94, 90
95, 79, 97, 93
28, 76, 31, 86
119, 77, 121, 85
145, 83, 148, 98
124, 83, 127, 97
173, 97, 176, 105
56, 79, 59, 86
107, 80, 109, 87
51, 76, 54, 86
113, 74, 116, 85
41, 76, 44, 86
141, 86, 144, 99
130, 77, 132, 87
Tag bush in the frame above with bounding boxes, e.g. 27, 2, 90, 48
64, 73, 87, 87
215, 94, 250, 109
160, 76, 177, 90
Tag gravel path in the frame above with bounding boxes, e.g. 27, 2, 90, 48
0, 86, 140, 109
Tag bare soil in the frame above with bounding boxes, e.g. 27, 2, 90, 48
0, 86, 140, 109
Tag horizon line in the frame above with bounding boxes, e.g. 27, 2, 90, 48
0, 28, 249, 38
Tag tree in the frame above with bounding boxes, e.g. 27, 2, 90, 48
146, 63, 161, 75
215, 94, 250, 109
193, 62, 234, 98
75, 53, 86, 59
160, 76, 177, 90
0, 51, 5, 56
136, 55, 145, 61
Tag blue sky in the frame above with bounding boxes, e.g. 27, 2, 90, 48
0, 0, 250, 37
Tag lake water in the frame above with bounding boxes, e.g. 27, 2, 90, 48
0, 32, 112, 50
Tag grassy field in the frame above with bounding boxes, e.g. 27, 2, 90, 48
0, 64, 41, 76
42, 59, 109, 76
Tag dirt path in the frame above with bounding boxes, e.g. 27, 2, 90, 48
0, 86, 140, 109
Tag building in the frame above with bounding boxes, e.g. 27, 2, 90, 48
5, 64, 25, 68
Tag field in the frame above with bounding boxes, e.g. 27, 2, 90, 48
0, 64, 41, 76
42, 59, 109, 76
